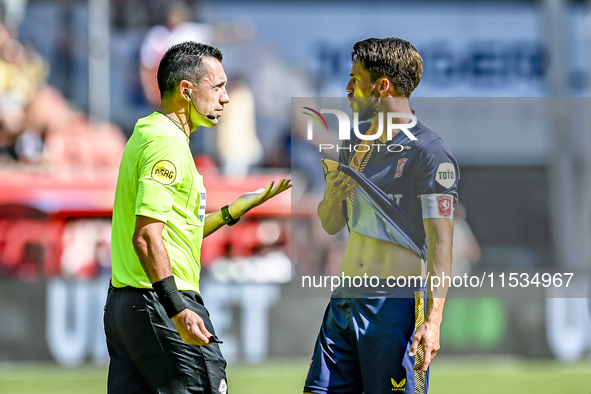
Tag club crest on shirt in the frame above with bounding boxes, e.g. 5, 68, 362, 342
437, 195, 452, 217
395, 158, 408, 178
151, 160, 176, 185
435, 162, 455, 189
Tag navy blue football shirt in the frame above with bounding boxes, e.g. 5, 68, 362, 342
337, 115, 459, 259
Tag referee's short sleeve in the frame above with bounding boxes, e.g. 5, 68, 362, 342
135, 136, 187, 222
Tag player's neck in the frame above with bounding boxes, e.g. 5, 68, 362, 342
370, 97, 412, 143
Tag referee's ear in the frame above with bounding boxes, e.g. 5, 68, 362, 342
179, 80, 194, 100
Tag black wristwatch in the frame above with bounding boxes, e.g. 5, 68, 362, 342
221, 205, 240, 226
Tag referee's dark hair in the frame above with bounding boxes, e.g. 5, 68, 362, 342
352, 37, 423, 97
157, 41, 223, 99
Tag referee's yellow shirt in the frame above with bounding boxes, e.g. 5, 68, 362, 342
111, 112, 206, 293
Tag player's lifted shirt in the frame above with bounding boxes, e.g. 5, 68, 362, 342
111, 112, 206, 293
337, 116, 459, 259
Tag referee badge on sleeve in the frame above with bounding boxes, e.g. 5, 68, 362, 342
151, 160, 177, 185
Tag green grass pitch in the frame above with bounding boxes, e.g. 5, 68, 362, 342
0, 357, 589, 393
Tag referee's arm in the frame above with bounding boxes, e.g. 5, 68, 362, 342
133, 216, 174, 282
133, 215, 213, 345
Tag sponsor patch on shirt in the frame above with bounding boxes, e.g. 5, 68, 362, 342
151, 160, 177, 185
435, 162, 455, 189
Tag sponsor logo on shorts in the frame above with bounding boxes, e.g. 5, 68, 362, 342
218, 378, 227, 394
437, 195, 452, 217
435, 162, 455, 189
151, 160, 176, 185
395, 158, 408, 178
391, 377, 406, 391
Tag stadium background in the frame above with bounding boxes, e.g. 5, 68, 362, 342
0, 0, 590, 393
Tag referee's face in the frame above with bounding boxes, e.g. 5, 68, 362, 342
346, 61, 379, 121
189, 57, 230, 126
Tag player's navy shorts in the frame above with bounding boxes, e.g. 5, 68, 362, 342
304, 281, 428, 394
104, 284, 227, 394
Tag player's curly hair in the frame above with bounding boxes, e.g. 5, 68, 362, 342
352, 37, 423, 97
157, 41, 223, 98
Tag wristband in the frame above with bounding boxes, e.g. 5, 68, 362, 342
221, 205, 240, 226
152, 276, 188, 318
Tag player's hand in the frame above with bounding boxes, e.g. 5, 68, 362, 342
230, 178, 292, 217
409, 320, 441, 373
324, 171, 358, 205
171, 309, 213, 346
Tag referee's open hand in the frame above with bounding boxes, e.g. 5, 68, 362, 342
231, 178, 292, 217
171, 309, 214, 346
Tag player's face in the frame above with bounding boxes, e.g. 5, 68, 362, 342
346, 61, 379, 121
189, 57, 230, 126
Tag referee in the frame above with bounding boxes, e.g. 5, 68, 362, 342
104, 41, 291, 393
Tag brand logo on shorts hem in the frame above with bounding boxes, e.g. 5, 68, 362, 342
151, 160, 177, 185
391, 377, 406, 391
218, 378, 227, 394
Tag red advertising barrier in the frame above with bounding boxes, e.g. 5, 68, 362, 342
0, 167, 292, 279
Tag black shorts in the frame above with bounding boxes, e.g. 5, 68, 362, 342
104, 285, 227, 394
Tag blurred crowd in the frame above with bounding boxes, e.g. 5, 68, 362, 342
0, 20, 126, 167
0, 0, 319, 178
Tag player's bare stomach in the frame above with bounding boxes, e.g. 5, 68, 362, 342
341, 230, 425, 279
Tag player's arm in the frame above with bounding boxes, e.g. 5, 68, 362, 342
424, 216, 454, 303
203, 178, 292, 237
317, 171, 358, 235
409, 217, 454, 373
408, 140, 459, 372
132, 215, 213, 346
